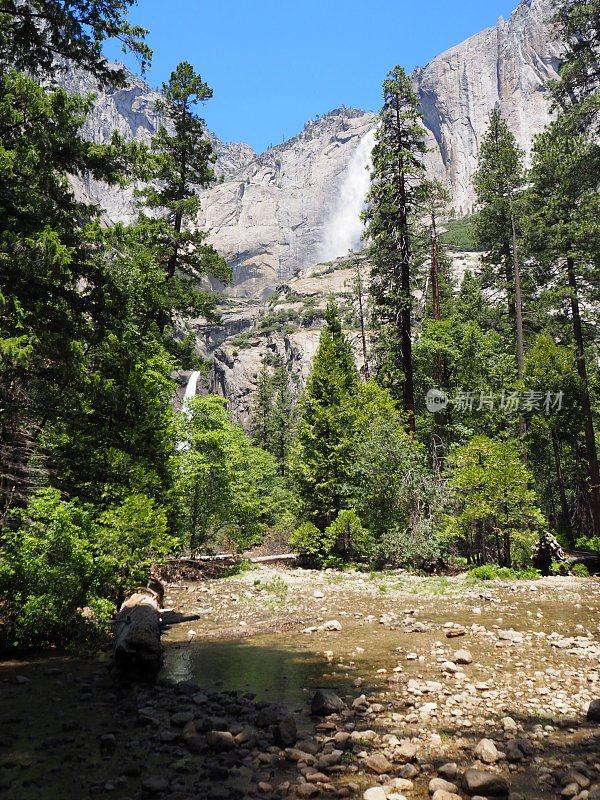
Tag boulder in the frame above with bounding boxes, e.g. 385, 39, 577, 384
463, 769, 510, 797
310, 689, 346, 716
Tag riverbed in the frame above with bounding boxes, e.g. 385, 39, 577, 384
2, 568, 600, 800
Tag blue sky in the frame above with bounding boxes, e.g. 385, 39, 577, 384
104, 0, 518, 153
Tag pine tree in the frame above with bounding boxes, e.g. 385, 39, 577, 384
525, 115, 600, 535
363, 66, 427, 434
291, 301, 359, 530
420, 180, 452, 323
137, 61, 230, 326
0, 0, 151, 85
474, 107, 527, 380
551, 0, 600, 132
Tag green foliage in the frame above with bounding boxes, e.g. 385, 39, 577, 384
252, 363, 297, 475
95, 494, 176, 599
442, 215, 481, 252
289, 521, 330, 566
135, 61, 229, 325
572, 563, 591, 577
363, 65, 426, 420
0, 1, 151, 85
443, 436, 545, 567
468, 565, 540, 581
0, 488, 175, 649
291, 301, 359, 530
324, 510, 374, 562
178, 395, 292, 553
0, 489, 104, 647
575, 535, 600, 552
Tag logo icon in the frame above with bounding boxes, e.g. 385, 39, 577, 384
426, 389, 449, 413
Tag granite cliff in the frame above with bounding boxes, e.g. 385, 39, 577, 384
63, 0, 561, 299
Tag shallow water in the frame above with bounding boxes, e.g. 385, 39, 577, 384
162, 637, 344, 706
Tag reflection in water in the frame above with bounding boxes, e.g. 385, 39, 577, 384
162, 640, 344, 707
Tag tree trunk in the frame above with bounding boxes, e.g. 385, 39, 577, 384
112, 591, 162, 680
510, 209, 525, 379
394, 98, 416, 435
430, 212, 442, 323
355, 259, 370, 380
566, 255, 600, 536
551, 429, 574, 545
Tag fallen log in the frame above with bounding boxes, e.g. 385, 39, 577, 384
112, 590, 162, 680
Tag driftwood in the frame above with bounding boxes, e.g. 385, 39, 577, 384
112, 590, 162, 680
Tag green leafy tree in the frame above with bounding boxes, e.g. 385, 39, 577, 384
252, 362, 297, 475
348, 381, 444, 566
524, 114, 600, 534
179, 395, 290, 553
291, 301, 358, 531
363, 66, 427, 432
551, 0, 600, 132
443, 437, 545, 566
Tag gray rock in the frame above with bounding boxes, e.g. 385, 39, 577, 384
463, 769, 510, 797
586, 699, 600, 722
274, 715, 298, 747
310, 689, 346, 716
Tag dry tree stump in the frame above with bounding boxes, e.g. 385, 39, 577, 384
112, 590, 162, 679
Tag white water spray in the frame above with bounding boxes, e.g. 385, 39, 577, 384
182, 370, 200, 418
176, 370, 200, 451
319, 128, 376, 262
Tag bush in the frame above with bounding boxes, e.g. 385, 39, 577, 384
289, 521, 333, 566
0, 488, 174, 649
324, 510, 374, 562
95, 493, 176, 603
575, 535, 600, 553
0, 489, 109, 648
468, 565, 540, 581
571, 563, 590, 578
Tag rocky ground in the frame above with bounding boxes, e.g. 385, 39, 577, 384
2, 568, 600, 800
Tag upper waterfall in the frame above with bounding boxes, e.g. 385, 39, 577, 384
318, 128, 376, 263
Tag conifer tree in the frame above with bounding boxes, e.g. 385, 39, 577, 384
291, 301, 359, 530
137, 61, 230, 326
0, 0, 151, 85
525, 115, 600, 534
363, 66, 427, 434
551, 0, 599, 132
474, 107, 527, 380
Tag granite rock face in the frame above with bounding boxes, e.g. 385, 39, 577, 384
415, 0, 562, 214
62, 0, 561, 298
60, 63, 255, 223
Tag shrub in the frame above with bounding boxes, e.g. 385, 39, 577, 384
0, 489, 109, 647
575, 535, 600, 553
0, 489, 175, 649
95, 493, 175, 603
324, 510, 374, 562
572, 563, 590, 578
289, 521, 333, 566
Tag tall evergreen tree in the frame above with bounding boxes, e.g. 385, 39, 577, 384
363, 66, 427, 434
551, 0, 599, 132
525, 115, 600, 535
291, 301, 359, 530
137, 61, 230, 327
473, 107, 527, 380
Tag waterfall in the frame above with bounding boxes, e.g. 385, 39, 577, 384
176, 370, 200, 452
182, 370, 200, 419
319, 128, 376, 263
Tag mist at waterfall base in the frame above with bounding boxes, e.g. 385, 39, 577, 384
319, 128, 376, 263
